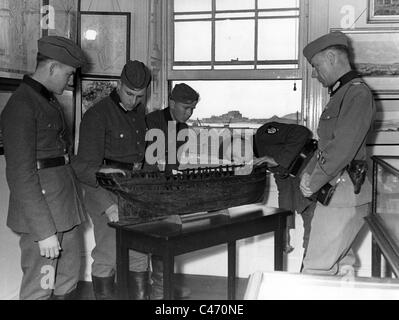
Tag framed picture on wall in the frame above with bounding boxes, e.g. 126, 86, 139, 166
368, 0, 399, 23
0, 1, 42, 79
78, 12, 131, 77
368, 91, 399, 145
332, 28, 399, 91
81, 78, 118, 117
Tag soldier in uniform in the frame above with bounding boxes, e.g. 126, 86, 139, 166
300, 32, 375, 276
220, 122, 317, 253
0, 36, 87, 300
73, 60, 152, 300
145, 83, 199, 299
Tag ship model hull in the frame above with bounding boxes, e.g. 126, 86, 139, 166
96, 165, 268, 221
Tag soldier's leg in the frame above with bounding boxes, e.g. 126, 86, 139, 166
302, 203, 368, 275
301, 201, 316, 252
19, 233, 57, 300
52, 226, 81, 298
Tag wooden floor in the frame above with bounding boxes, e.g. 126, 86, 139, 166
75, 274, 249, 300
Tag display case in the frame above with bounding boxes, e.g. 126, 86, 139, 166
365, 156, 399, 278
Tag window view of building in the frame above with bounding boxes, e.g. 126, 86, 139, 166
168, 0, 303, 132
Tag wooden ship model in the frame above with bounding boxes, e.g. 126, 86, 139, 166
96, 164, 269, 221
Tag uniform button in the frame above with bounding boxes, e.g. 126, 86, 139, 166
120, 134, 124, 138
132, 118, 136, 122
137, 142, 140, 145
326, 116, 330, 119
47, 124, 52, 128
136, 130, 139, 134
42, 189, 46, 195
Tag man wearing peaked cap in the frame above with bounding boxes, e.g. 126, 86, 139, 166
0, 36, 87, 299
300, 32, 376, 276
73, 60, 152, 300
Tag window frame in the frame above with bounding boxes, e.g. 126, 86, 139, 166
167, 0, 307, 81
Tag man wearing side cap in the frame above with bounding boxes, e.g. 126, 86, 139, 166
0, 36, 87, 300
145, 83, 199, 299
300, 32, 375, 276
146, 83, 199, 172
73, 60, 152, 300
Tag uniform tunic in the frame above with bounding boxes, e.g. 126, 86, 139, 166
73, 89, 148, 276
145, 107, 189, 172
302, 71, 376, 274
0, 75, 85, 299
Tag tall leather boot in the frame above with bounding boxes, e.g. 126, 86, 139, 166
92, 275, 115, 300
128, 271, 149, 300
49, 288, 77, 300
150, 258, 191, 300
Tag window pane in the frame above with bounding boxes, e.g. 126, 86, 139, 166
175, 21, 211, 62
172, 80, 302, 123
216, 0, 255, 11
174, 0, 212, 12
258, 0, 299, 9
258, 19, 299, 61
216, 20, 254, 62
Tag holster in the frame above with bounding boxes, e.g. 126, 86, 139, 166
346, 160, 368, 194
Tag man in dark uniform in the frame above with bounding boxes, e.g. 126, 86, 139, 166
146, 83, 199, 172
73, 60, 152, 300
300, 32, 375, 276
221, 122, 317, 252
145, 83, 199, 299
0, 36, 87, 300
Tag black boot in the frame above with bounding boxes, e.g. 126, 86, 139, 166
128, 271, 149, 300
150, 258, 191, 300
49, 288, 77, 300
92, 275, 115, 300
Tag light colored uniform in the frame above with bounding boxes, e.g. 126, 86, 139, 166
302, 74, 375, 275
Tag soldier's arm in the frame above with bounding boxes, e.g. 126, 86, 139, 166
1, 99, 56, 241
272, 125, 312, 169
309, 85, 374, 193
72, 109, 117, 213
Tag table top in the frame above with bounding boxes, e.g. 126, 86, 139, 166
109, 204, 291, 239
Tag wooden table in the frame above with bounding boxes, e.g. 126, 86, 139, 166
109, 204, 291, 300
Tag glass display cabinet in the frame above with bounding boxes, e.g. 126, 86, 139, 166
366, 156, 399, 278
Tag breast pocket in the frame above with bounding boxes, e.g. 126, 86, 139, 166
319, 106, 340, 140
108, 130, 131, 155
36, 119, 63, 151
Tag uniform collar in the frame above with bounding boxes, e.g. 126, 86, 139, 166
163, 107, 173, 122
110, 88, 142, 113
22, 75, 54, 102
329, 70, 359, 97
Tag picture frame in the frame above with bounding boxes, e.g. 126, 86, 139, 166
368, 91, 399, 145
0, 1, 42, 79
81, 78, 118, 117
78, 12, 131, 77
332, 28, 399, 91
368, 0, 399, 23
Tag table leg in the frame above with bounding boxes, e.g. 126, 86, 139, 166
163, 252, 174, 300
116, 230, 129, 300
274, 214, 286, 271
227, 241, 236, 300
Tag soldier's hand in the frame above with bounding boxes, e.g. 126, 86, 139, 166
38, 235, 61, 260
253, 156, 278, 167
98, 168, 126, 176
300, 173, 313, 197
105, 204, 119, 223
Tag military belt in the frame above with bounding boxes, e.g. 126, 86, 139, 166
103, 158, 143, 171
37, 154, 70, 170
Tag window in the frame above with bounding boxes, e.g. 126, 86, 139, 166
167, 0, 305, 131
170, 0, 301, 76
